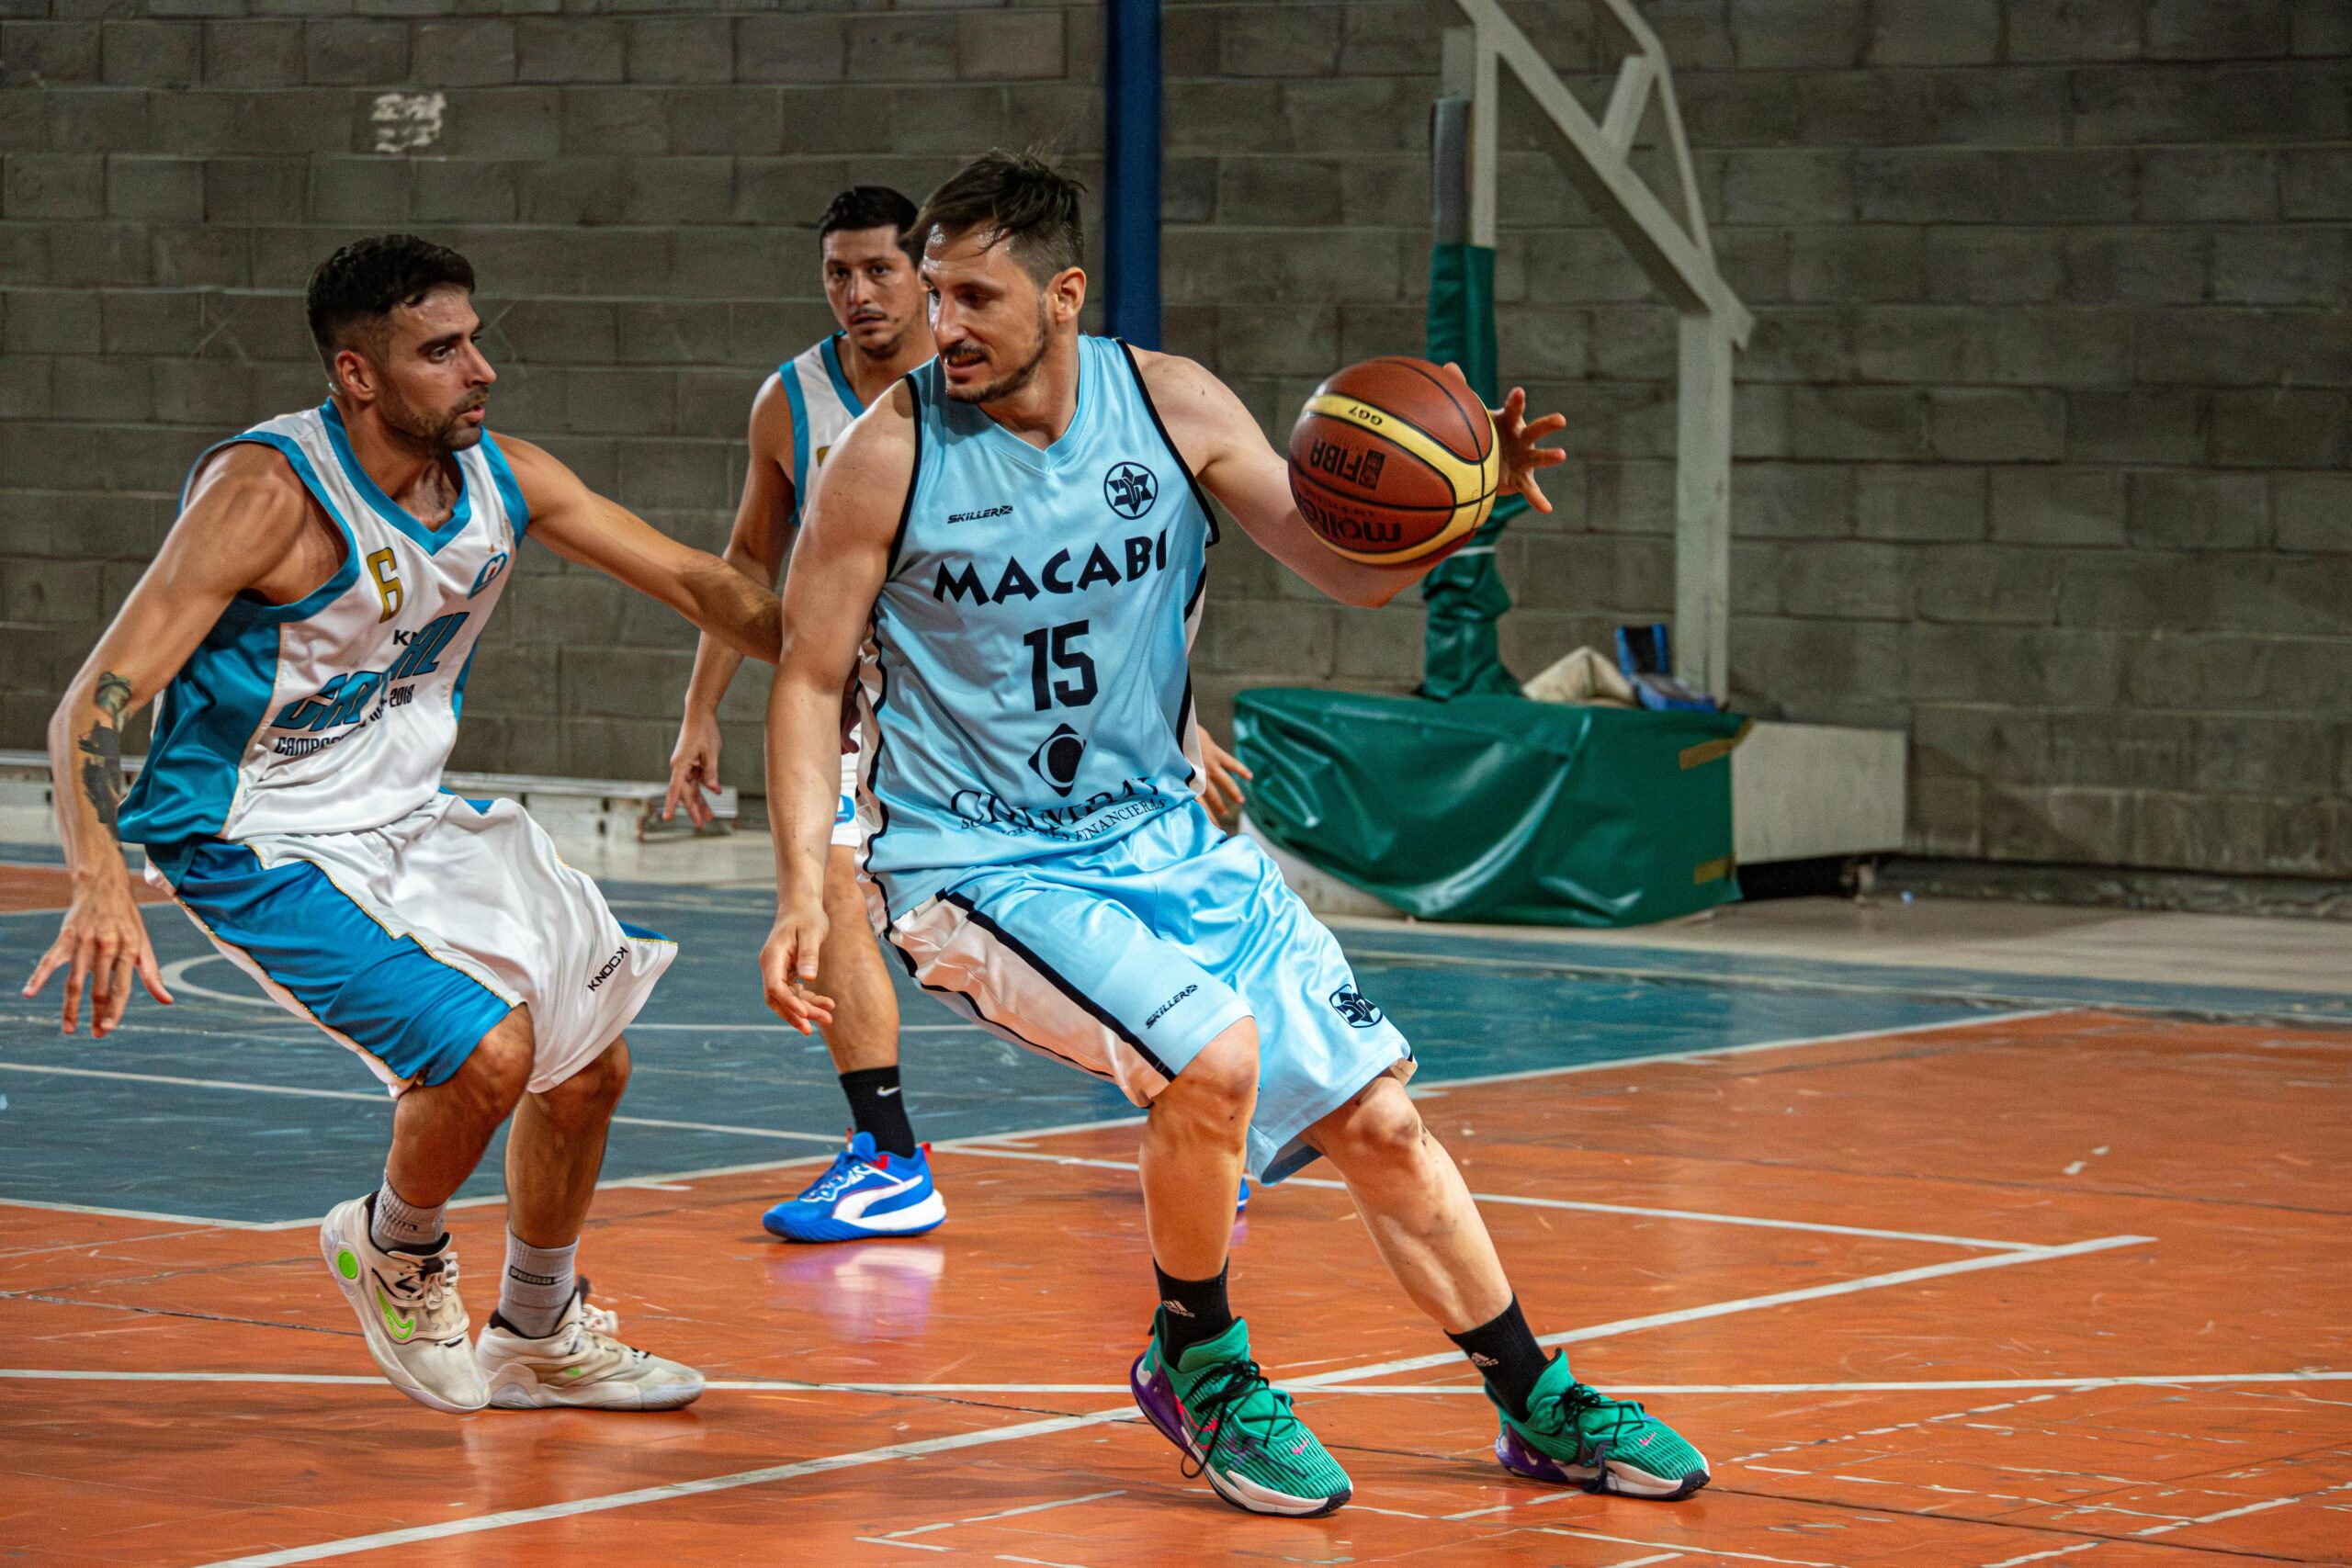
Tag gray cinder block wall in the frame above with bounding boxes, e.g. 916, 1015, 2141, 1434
2, 1, 2346, 878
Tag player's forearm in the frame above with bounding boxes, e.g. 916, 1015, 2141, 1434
763, 665, 845, 908
681, 556, 784, 665
680, 633, 750, 723
47, 668, 140, 888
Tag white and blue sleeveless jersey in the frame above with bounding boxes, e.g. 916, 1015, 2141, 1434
856, 335, 1214, 919
777, 332, 865, 523
119, 403, 526, 884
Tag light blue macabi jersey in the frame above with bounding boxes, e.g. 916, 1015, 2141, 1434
855, 335, 1214, 919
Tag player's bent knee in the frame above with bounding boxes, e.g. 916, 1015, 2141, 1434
1325, 1079, 1429, 1168
447, 1008, 533, 1115
545, 1037, 630, 1114
1169, 1019, 1259, 1121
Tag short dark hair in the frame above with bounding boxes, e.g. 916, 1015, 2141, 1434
912, 150, 1085, 285
819, 186, 920, 249
305, 233, 476, 370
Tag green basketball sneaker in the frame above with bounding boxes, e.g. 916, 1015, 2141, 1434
1493, 1354, 1711, 1499
1129, 1311, 1353, 1517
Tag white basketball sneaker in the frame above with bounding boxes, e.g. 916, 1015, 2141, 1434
476, 1282, 705, 1411
319, 1194, 487, 1414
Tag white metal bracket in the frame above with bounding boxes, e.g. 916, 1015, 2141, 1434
1445, 0, 1748, 696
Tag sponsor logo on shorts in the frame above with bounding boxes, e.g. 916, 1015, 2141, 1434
1145, 985, 1197, 1029
1329, 986, 1383, 1028
586, 946, 628, 991
946, 503, 1012, 524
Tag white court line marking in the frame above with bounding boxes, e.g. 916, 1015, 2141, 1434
0, 1008, 2065, 1235
1983, 1544, 2103, 1568
875, 1490, 1125, 1542
1535, 1526, 1843, 1568
1293, 1235, 2152, 1388
1601, 1555, 1686, 1568
9, 1371, 2346, 1395
191, 1409, 1140, 1568
176, 1226, 2146, 1568
0, 1061, 844, 1145
2129, 1477, 2352, 1537
948, 1146, 2039, 1252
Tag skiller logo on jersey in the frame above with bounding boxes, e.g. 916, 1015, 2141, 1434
945, 503, 1012, 525
932, 529, 1176, 606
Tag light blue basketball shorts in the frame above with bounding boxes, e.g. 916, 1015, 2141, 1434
884, 800, 1414, 1183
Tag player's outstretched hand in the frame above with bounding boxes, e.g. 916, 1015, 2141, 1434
1195, 730, 1252, 825
663, 710, 722, 828
22, 877, 174, 1037
759, 906, 837, 1035
1493, 385, 1569, 514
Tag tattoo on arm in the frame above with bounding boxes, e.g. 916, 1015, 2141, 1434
75, 671, 133, 838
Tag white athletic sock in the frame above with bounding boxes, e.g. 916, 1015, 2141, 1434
370, 1177, 446, 1252
498, 1232, 578, 1339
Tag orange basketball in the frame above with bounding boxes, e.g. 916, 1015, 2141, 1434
1287, 357, 1499, 565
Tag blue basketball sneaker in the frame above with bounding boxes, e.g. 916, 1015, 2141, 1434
762, 1133, 947, 1243
1237, 1178, 1250, 1214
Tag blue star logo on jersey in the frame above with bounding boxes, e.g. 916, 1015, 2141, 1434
1103, 461, 1158, 520
1027, 723, 1087, 797
1329, 987, 1383, 1028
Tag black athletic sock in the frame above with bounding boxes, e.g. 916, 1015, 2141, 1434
1449, 1296, 1551, 1420
840, 1066, 917, 1158
1152, 1261, 1234, 1363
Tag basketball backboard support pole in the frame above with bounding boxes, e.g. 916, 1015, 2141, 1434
1103, 0, 1162, 348
1442, 0, 1749, 698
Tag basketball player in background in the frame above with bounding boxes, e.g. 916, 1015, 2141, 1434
25, 235, 789, 1416
664, 186, 1255, 1243
761, 152, 1711, 1516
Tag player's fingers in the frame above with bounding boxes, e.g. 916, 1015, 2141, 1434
1230, 757, 1255, 779
137, 942, 174, 1005
1520, 469, 1554, 514
1532, 447, 1568, 468
62, 945, 90, 1034
1498, 386, 1528, 427
22, 942, 66, 999
1523, 410, 1568, 437
98, 953, 135, 1035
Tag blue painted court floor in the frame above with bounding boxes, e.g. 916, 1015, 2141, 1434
2, 865, 2341, 1227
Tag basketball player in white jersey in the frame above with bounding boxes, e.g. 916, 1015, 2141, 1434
25, 235, 800, 1415
663, 187, 1254, 1242
763, 153, 1709, 1515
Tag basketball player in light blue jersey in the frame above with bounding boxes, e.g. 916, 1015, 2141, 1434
25, 235, 801, 1416
668, 186, 1255, 1242
762, 154, 1711, 1515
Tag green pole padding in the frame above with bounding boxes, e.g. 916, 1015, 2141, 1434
1236, 688, 1747, 928
1421, 242, 1523, 702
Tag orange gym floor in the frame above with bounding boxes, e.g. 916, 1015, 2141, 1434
6, 1006, 2348, 1567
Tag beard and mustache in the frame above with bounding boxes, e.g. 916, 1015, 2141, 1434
379, 381, 487, 453
939, 297, 1052, 405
